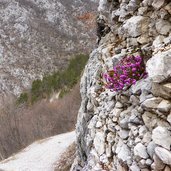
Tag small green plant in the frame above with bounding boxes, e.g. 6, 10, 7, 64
17, 93, 28, 104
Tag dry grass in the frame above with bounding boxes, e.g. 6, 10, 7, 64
0, 83, 80, 159
54, 142, 76, 171
77, 12, 96, 30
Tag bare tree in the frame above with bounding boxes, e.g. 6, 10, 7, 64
0, 83, 81, 159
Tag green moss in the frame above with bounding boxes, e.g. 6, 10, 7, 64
17, 54, 89, 104
17, 93, 28, 104
59, 87, 69, 98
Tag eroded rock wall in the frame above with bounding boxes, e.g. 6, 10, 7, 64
73, 0, 171, 170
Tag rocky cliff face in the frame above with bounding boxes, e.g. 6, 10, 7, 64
0, 0, 97, 97
73, 0, 171, 170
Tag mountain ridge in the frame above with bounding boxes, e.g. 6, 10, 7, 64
0, 0, 98, 98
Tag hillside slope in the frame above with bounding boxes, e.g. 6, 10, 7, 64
0, 0, 97, 98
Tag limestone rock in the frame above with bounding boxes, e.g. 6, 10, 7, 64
152, 126, 171, 150
106, 144, 112, 157
153, 154, 166, 170
130, 95, 140, 106
131, 78, 151, 95
88, 115, 98, 129
94, 132, 105, 155
155, 19, 171, 35
146, 49, 171, 83
129, 111, 143, 125
120, 116, 129, 129
142, 112, 156, 130
96, 121, 103, 128
141, 97, 162, 110
107, 132, 115, 143
117, 162, 129, 171
110, 107, 122, 118
137, 34, 150, 45
147, 141, 157, 158
138, 159, 146, 168
127, 0, 140, 13
98, 0, 108, 12
139, 126, 148, 138
152, 0, 166, 10
107, 101, 115, 112
152, 35, 165, 49
72, 0, 171, 170
115, 139, 124, 154
134, 143, 149, 159
130, 163, 140, 171
142, 132, 152, 144
130, 126, 139, 137
164, 166, 171, 171
167, 114, 171, 124
121, 16, 149, 38
146, 159, 153, 166
115, 102, 124, 108
126, 38, 138, 47
99, 154, 108, 163
164, 2, 171, 15
157, 100, 171, 114
142, 0, 153, 6
140, 93, 153, 104
118, 144, 131, 162
155, 147, 171, 165
108, 123, 117, 132
152, 82, 171, 99
118, 129, 129, 140
138, 7, 148, 15
87, 101, 94, 112
164, 37, 171, 47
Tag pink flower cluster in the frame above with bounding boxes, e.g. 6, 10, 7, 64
103, 55, 147, 91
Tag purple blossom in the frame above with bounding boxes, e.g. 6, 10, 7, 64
132, 68, 137, 72
120, 75, 127, 80
103, 55, 147, 92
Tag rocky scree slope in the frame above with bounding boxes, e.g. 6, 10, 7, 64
0, 0, 97, 98
72, 0, 171, 171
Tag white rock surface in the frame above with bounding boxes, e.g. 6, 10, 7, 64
142, 97, 162, 110
94, 132, 105, 155
121, 16, 148, 37
152, 126, 171, 150
146, 49, 171, 83
147, 141, 157, 158
155, 147, 171, 165
152, 82, 171, 99
157, 100, 171, 113
152, 35, 165, 49
155, 19, 171, 35
134, 143, 149, 159
167, 114, 171, 124
152, 0, 166, 9
118, 144, 131, 162
98, 0, 108, 12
